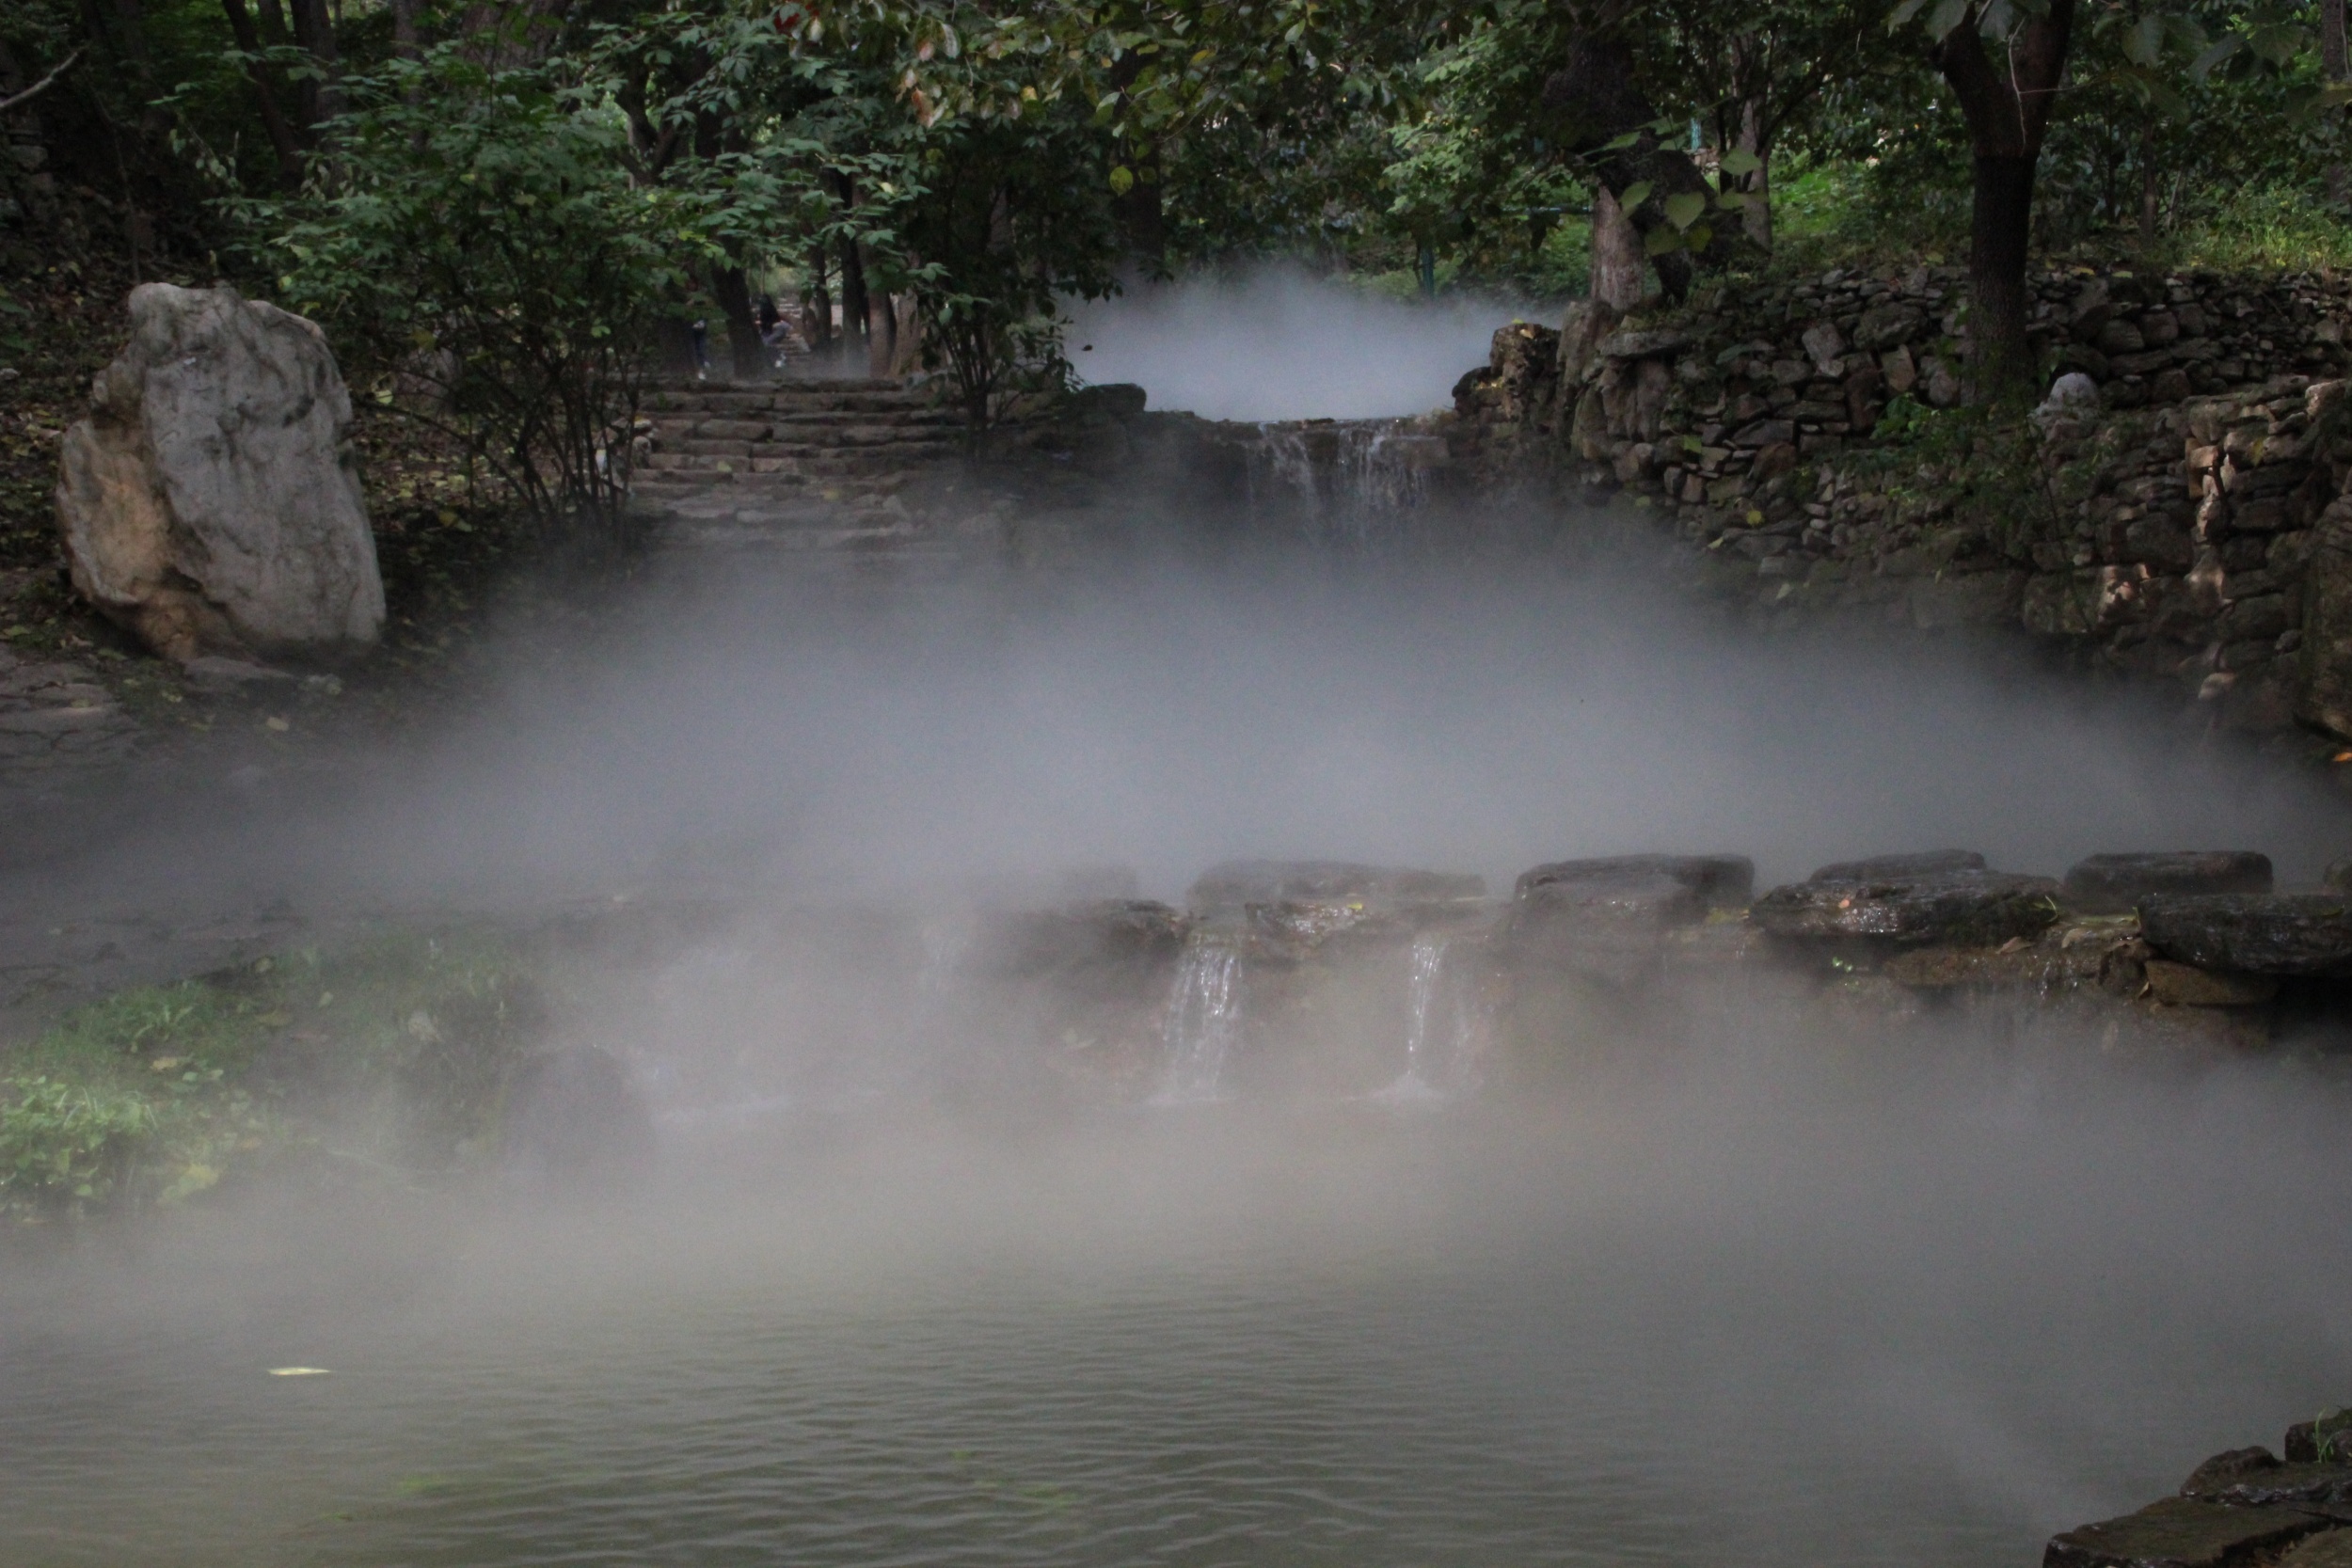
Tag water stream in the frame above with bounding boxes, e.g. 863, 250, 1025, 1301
1153, 937, 1244, 1104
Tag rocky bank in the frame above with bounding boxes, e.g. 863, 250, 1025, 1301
1449, 264, 2352, 742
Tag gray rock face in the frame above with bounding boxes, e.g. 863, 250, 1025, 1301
1504, 864, 1709, 988
2064, 851, 2274, 911
2139, 894, 2352, 978
1514, 854, 1755, 908
1752, 869, 2062, 947
54, 283, 383, 661
1810, 849, 1986, 882
502, 1047, 656, 1189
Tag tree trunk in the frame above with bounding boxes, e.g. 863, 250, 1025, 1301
1589, 185, 1645, 311
2139, 126, 2160, 251
287, 0, 338, 129
2328, 0, 2348, 204
864, 277, 895, 379
1737, 98, 1772, 251
1928, 0, 2074, 402
837, 234, 871, 372
1969, 153, 2038, 399
1112, 160, 1167, 280
218, 0, 306, 186
711, 263, 764, 381
803, 247, 833, 353
389, 0, 421, 57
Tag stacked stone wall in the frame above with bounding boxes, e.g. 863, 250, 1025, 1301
1449, 264, 2352, 741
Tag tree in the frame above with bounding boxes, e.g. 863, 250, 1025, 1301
1890, 0, 2076, 400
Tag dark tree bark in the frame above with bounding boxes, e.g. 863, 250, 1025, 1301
1541, 34, 1747, 303
389, 0, 421, 58
832, 173, 871, 372
1925, 1, 2074, 400
864, 274, 895, 378
711, 264, 765, 381
803, 247, 833, 353
218, 0, 306, 187
1589, 185, 1645, 310
287, 0, 339, 129
2326, 0, 2348, 204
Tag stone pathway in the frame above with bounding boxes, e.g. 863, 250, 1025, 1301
631, 376, 973, 562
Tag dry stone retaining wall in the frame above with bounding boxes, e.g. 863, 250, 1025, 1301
1450, 265, 2352, 741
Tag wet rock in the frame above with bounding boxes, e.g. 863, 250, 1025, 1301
2064, 852, 2274, 911
2326, 859, 2352, 895
2037, 372, 2103, 427
2042, 1497, 2337, 1568
970, 900, 1186, 979
2143, 958, 2280, 1007
2280, 1532, 2352, 1568
2185, 1464, 2352, 1508
1514, 854, 1755, 908
2287, 1414, 2352, 1465
1753, 868, 2063, 948
2139, 895, 2352, 979
2183, 1448, 2285, 1495
53, 283, 383, 661
1187, 861, 1485, 912
1811, 849, 1986, 881
502, 1047, 657, 1188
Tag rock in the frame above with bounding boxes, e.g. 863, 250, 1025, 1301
1882, 344, 1919, 394
182, 654, 297, 692
1802, 320, 1846, 375
2183, 1447, 2284, 1495
1597, 328, 1690, 360
2143, 958, 2280, 1007
2037, 372, 2102, 426
54, 283, 384, 662
1731, 418, 1796, 449
1504, 863, 1709, 988
502, 1046, 657, 1188
2280, 1532, 2352, 1568
1855, 302, 1926, 351
1753, 868, 2063, 948
1752, 441, 1800, 481
1557, 299, 1621, 387
2327, 859, 2352, 894
2287, 1414, 2352, 1464
1925, 358, 1963, 407
970, 900, 1187, 978
2098, 318, 2149, 356
2139, 895, 2352, 978
1812, 849, 1986, 881
1515, 854, 1755, 907
2043, 1497, 2338, 1568
1069, 383, 1147, 420
2063, 852, 2273, 911
2185, 1463, 2352, 1508
1187, 861, 1485, 912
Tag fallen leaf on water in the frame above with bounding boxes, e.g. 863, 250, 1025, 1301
269, 1367, 331, 1377
1996, 936, 2030, 955
264, 716, 291, 732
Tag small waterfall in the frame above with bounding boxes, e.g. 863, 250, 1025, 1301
1153, 939, 1244, 1104
1372, 933, 1485, 1104
1237, 420, 1446, 546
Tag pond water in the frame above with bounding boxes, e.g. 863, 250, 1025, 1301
8, 1036, 2349, 1568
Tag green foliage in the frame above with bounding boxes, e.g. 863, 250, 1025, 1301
0, 931, 548, 1224
242, 44, 707, 525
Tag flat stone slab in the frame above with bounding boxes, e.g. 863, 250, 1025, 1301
2138, 895, 2352, 979
1811, 848, 1985, 881
2281, 1530, 2352, 1568
1752, 871, 2063, 947
1186, 861, 1485, 911
2185, 1462, 2352, 1508
2043, 1497, 2337, 1568
1514, 855, 1755, 908
2066, 852, 2273, 912
2144, 958, 2279, 1007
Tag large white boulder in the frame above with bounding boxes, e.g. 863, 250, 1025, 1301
54, 283, 384, 661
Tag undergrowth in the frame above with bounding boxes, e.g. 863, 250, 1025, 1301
0, 930, 549, 1223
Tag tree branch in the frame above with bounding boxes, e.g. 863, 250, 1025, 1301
0, 46, 85, 117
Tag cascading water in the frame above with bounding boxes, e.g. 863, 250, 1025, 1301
1153, 938, 1244, 1104
1372, 931, 1485, 1104
1237, 420, 1447, 546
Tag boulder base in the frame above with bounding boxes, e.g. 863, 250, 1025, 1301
2042, 1497, 2336, 1568
2138, 895, 2352, 978
2065, 852, 2273, 912
54, 282, 383, 660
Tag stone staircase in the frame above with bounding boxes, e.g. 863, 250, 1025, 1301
629, 377, 969, 557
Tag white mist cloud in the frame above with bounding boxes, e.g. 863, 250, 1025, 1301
1064, 267, 1539, 421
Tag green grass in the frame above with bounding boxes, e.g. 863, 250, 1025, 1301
0, 930, 550, 1222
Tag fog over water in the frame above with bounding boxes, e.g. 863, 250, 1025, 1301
1063, 269, 1528, 420
7, 518, 2352, 1562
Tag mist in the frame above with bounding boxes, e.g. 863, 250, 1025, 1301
1063, 267, 1533, 420
8, 531, 2352, 1567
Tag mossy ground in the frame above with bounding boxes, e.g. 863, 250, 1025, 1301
0, 928, 551, 1223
